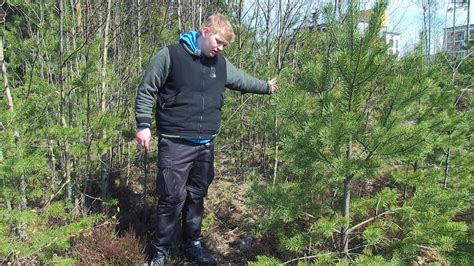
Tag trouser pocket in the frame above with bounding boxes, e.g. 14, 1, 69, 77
186, 159, 215, 197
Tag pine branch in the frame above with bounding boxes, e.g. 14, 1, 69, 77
316, 149, 337, 170
346, 207, 411, 234
354, 62, 382, 88
283, 252, 335, 264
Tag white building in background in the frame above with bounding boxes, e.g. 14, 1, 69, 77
385, 32, 401, 56
312, 7, 402, 57
359, 9, 401, 56
443, 24, 474, 58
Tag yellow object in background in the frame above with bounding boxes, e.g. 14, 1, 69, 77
359, 9, 389, 28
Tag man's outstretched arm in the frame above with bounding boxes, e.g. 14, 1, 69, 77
225, 59, 278, 94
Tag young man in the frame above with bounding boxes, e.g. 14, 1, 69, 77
135, 13, 277, 265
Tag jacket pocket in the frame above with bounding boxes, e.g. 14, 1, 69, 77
160, 89, 182, 109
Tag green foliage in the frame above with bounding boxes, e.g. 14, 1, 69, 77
396, 184, 469, 256
248, 255, 282, 265
202, 212, 216, 231
250, 181, 319, 234
50, 255, 77, 265
0, 201, 103, 263
353, 255, 391, 265
249, 0, 471, 263
311, 216, 345, 240
0, 0, 471, 264
280, 232, 308, 253
362, 224, 385, 246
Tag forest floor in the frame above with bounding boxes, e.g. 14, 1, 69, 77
70, 153, 474, 265
72, 154, 279, 265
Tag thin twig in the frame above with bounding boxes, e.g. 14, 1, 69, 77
283, 252, 335, 264
42, 180, 70, 209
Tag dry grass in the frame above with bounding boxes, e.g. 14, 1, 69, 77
71, 224, 146, 265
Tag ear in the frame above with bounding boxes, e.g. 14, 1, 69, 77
201, 27, 210, 37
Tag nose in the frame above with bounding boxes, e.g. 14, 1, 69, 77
217, 44, 224, 51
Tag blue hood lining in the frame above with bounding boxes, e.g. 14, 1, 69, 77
179, 31, 201, 56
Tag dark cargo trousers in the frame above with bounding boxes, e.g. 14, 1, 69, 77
153, 137, 215, 254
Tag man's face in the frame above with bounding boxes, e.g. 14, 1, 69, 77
200, 27, 228, 58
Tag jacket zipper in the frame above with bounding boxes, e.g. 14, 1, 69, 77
199, 63, 205, 138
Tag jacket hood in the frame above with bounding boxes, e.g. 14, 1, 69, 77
179, 31, 202, 57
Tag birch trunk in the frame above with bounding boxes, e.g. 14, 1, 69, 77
58, 0, 73, 202
2, 11, 13, 209
2, 64, 12, 111
100, 0, 112, 198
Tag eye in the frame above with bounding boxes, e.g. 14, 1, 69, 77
216, 38, 227, 47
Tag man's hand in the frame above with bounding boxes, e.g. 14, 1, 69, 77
136, 127, 151, 150
268, 78, 278, 94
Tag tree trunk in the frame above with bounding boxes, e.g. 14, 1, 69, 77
177, 0, 183, 33
0, 3, 10, 111
272, 116, 278, 185
136, 0, 142, 75
235, 0, 245, 176
59, 0, 67, 128
428, 0, 431, 56
19, 175, 27, 210
83, 89, 92, 205
14, 130, 27, 210
341, 174, 352, 256
48, 139, 56, 185
443, 130, 453, 188
2, 64, 12, 111
1, 11, 13, 209
341, 133, 353, 256
452, 2, 456, 58
100, 0, 112, 198
58, 0, 73, 202
341, 73, 355, 255
126, 142, 131, 186
70, 0, 79, 70
100, 0, 112, 113
422, 2, 428, 57
75, 0, 83, 36
467, 0, 471, 47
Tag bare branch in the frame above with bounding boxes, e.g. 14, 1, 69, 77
283, 252, 336, 264
347, 207, 411, 234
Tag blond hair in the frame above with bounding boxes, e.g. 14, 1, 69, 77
200, 13, 235, 43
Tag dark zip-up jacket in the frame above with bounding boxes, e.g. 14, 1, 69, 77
135, 42, 271, 139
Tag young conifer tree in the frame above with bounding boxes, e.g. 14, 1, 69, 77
250, 0, 470, 263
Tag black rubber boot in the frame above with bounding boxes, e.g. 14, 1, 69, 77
149, 250, 167, 266
184, 240, 216, 266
